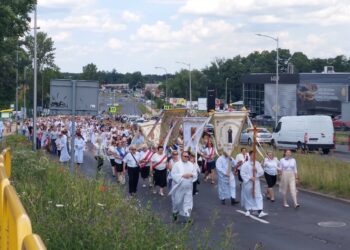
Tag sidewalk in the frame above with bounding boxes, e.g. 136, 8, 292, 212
335, 144, 349, 154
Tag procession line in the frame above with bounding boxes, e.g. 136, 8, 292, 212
236, 210, 270, 224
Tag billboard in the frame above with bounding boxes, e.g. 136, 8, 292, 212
198, 98, 207, 111
50, 80, 99, 115
264, 84, 297, 117
297, 83, 348, 115
169, 98, 186, 107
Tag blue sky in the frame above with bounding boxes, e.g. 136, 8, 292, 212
34, 0, 350, 74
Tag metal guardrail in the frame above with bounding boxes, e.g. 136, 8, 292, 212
0, 148, 46, 250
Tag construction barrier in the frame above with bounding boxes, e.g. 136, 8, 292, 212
0, 148, 46, 250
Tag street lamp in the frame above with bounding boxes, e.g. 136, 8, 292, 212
176, 61, 192, 109
155, 66, 168, 103
256, 33, 279, 127
32, 4, 38, 150
225, 77, 230, 106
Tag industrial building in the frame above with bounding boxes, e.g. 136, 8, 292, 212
242, 69, 350, 119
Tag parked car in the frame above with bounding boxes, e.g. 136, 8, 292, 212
253, 115, 274, 126
332, 115, 350, 131
272, 115, 334, 154
240, 128, 272, 145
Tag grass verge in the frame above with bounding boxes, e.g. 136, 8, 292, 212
3, 135, 189, 250
137, 103, 152, 115
335, 132, 350, 144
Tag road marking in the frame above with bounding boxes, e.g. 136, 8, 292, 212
236, 210, 270, 224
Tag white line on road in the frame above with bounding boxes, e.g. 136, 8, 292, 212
236, 210, 270, 224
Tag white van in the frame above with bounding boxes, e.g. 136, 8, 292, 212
272, 115, 334, 154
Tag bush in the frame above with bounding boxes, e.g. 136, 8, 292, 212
8, 138, 189, 250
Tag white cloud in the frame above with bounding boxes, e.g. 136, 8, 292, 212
134, 18, 238, 45
52, 31, 71, 42
121, 11, 141, 22
38, 12, 126, 32
39, 0, 94, 8
107, 38, 123, 49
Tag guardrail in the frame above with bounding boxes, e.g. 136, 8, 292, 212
0, 148, 46, 250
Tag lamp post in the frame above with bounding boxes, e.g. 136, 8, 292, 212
176, 61, 192, 109
256, 33, 279, 127
225, 77, 229, 106
33, 4, 38, 150
155, 66, 168, 103
15, 41, 19, 123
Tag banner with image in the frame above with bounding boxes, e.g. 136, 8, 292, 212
183, 117, 210, 153
213, 111, 248, 155
139, 120, 161, 146
159, 108, 187, 146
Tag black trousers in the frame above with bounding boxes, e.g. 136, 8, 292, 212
128, 167, 140, 194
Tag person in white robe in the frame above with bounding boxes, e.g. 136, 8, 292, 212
74, 131, 86, 166
240, 150, 268, 218
59, 131, 70, 164
216, 150, 239, 205
169, 151, 198, 223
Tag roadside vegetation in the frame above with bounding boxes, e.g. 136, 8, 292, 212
335, 131, 349, 145
3, 135, 188, 250
137, 103, 152, 115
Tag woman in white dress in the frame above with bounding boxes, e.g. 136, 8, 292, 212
74, 131, 86, 170
59, 130, 70, 164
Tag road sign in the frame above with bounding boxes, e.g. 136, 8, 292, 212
164, 105, 171, 110
109, 106, 117, 113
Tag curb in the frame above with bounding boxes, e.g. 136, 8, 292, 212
297, 187, 350, 204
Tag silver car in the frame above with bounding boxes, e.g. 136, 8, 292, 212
240, 128, 272, 145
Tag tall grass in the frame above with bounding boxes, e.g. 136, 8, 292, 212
4, 135, 189, 250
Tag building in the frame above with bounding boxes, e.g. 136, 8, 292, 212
242, 71, 350, 118
144, 83, 162, 97
102, 83, 129, 92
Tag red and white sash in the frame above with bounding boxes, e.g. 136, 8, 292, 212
140, 150, 154, 168
152, 154, 167, 170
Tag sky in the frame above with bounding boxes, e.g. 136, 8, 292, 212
34, 0, 350, 74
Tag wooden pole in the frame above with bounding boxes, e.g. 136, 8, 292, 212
252, 125, 257, 198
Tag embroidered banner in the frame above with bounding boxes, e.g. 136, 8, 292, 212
183, 117, 210, 154
213, 111, 248, 155
159, 108, 187, 146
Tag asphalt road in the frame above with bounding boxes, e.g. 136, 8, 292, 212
72, 96, 350, 250
76, 147, 350, 250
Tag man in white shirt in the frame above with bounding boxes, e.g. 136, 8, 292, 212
123, 144, 141, 195
169, 151, 198, 223
235, 147, 250, 182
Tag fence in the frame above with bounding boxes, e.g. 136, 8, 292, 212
0, 148, 46, 250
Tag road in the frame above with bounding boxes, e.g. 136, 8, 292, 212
75, 97, 350, 250
98, 91, 141, 116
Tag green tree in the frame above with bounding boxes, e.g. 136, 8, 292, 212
290, 52, 311, 73
82, 63, 98, 80
0, 0, 35, 108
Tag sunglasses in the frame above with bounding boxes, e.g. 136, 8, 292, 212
183, 155, 189, 158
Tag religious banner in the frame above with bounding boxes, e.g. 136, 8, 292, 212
213, 111, 248, 155
159, 108, 187, 146
139, 120, 161, 146
183, 117, 210, 153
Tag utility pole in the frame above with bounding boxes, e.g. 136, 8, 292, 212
33, 4, 38, 151
16, 41, 19, 124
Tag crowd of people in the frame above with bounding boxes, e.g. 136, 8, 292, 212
18, 115, 300, 223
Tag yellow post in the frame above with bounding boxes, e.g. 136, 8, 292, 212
1, 148, 11, 178
3, 185, 33, 250
22, 234, 47, 250
0, 167, 10, 247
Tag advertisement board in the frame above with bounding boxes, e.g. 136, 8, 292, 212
50, 80, 99, 115
297, 83, 348, 115
198, 98, 207, 111
169, 98, 186, 107
265, 84, 297, 117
